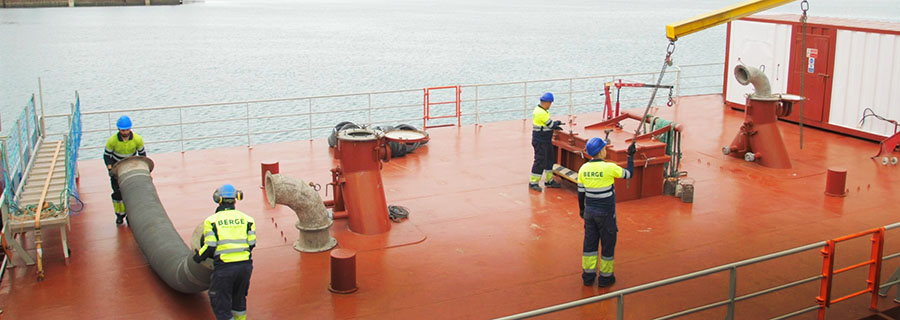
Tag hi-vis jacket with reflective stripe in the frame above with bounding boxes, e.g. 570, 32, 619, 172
532, 105, 554, 140
103, 132, 146, 167
577, 159, 632, 208
197, 209, 257, 265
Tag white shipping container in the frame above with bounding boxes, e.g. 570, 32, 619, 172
724, 14, 900, 140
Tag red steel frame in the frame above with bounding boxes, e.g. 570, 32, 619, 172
603, 80, 674, 120
872, 121, 900, 160
423, 86, 461, 129
816, 227, 886, 319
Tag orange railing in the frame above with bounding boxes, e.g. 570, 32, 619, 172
423, 85, 461, 129
816, 227, 886, 319
499, 222, 900, 320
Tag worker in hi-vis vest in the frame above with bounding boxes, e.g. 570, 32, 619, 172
193, 184, 256, 320
103, 115, 146, 225
577, 137, 634, 287
529, 92, 563, 192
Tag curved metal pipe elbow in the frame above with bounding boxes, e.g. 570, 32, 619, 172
265, 172, 337, 252
734, 65, 773, 99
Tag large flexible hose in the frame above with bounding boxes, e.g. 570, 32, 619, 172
328, 122, 361, 147
114, 157, 211, 293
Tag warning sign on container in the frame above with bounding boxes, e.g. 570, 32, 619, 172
807, 57, 815, 73
807, 48, 818, 59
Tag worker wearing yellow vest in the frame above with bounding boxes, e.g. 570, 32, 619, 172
577, 137, 634, 287
529, 92, 563, 192
103, 115, 146, 225
193, 184, 256, 320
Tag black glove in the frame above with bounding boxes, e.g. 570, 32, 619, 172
579, 209, 584, 218
627, 143, 636, 156
192, 249, 202, 263
550, 120, 563, 130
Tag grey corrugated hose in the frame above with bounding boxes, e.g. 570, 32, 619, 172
114, 157, 212, 293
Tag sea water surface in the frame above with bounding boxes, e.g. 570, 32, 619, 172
1, 0, 898, 153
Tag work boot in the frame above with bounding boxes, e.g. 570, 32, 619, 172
529, 183, 542, 192
115, 214, 125, 225
583, 278, 595, 286
597, 275, 616, 288
544, 180, 562, 188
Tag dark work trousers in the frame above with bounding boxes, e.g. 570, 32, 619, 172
531, 132, 554, 176
209, 261, 254, 320
109, 175, 121, 203
582, 206, 617, 282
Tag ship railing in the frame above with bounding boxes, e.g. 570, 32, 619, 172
671, 62, 726, 94
40, 63, 723, 158
460, 62, 724, 126
497, 222, 900, 320
1, 95, 42, 210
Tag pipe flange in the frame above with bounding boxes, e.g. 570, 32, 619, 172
294, 237, 338, 253
295, 218, 333, 232
337, 128, 381, 142
113, 156, 156, 184
294, 219, 338, 253
747, 96, 781, 102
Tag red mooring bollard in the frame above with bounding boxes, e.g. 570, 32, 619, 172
824, 167, 848, 197
261, 161, 279, 189
329, 249, 358, 294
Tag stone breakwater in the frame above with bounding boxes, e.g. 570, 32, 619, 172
2, 0, 180, 7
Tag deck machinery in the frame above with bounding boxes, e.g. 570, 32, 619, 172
552, 113, 677, 202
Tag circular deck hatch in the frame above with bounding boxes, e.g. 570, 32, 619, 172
383, 129, 429, 144
337, 128, 380, 142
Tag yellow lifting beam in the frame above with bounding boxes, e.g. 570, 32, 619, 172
666, 0, 797, 41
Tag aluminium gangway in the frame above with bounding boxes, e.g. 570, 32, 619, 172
2, 93, 81, 281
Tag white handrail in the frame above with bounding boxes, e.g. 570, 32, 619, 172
42, 63, 723, 158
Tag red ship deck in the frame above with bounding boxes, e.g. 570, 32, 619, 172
1, 94, 899, 319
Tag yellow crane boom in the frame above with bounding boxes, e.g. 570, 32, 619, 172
666, 0, 798, 41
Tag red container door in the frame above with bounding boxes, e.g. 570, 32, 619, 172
787, 26, 835, 124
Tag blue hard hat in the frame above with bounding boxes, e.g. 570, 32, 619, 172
585, 137, 607, 157
540, 92, 554, 102
218, 184, 237, 198
116, 115, 132, 130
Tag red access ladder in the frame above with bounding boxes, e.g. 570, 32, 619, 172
423, 86, 461, 129
816, 227, 885, 319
